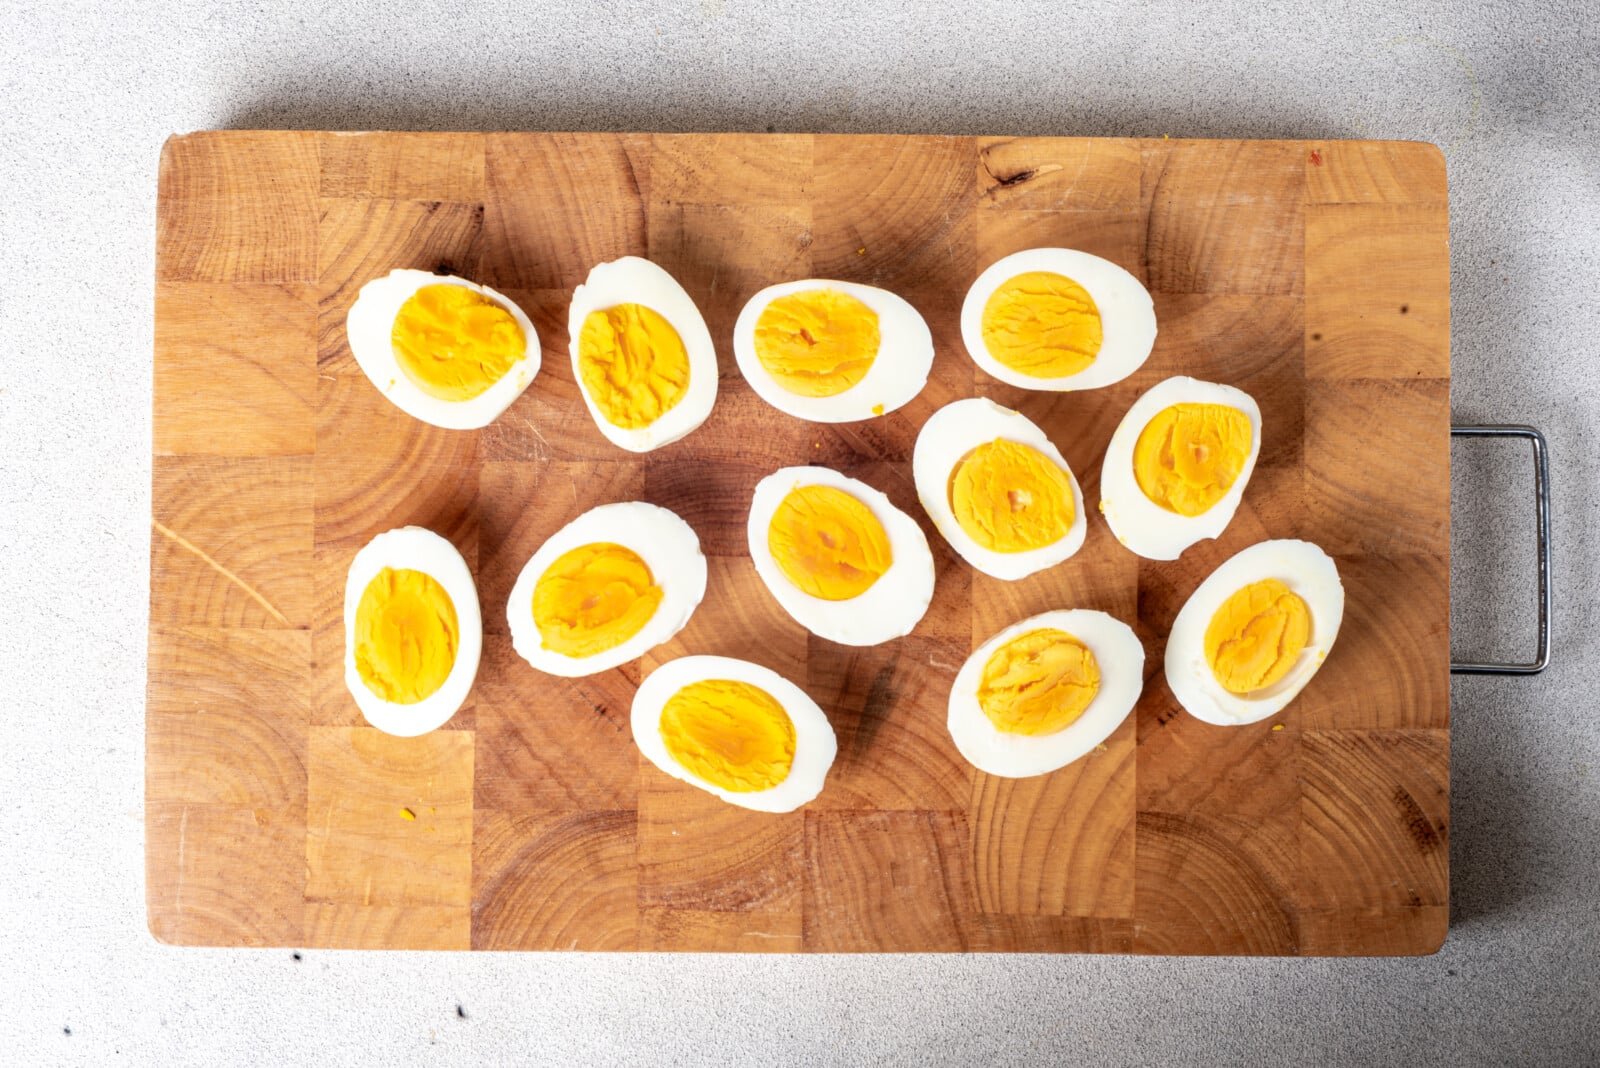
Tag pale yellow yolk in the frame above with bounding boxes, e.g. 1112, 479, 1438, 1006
978, 628, 1101, 736
753, 289, 880, 397
390, 284, 526, 402
353, 567, 459, 705
980, 271, 1103, 378
950, 439, 1075, 553
577, 303, 690, 429
1133, 403, 1253, 516
659, 680, 796, 793
767, 485, 893, 601
1204, 579, 1311, 695
532, 542, 662, 659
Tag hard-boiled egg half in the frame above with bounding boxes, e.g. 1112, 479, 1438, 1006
1100, 376, 1262, 560
346, 269, 541, 429
913, 397, 1087, 580
746, 465, 935, 646
344, 526, 483, 737
1166, 539, 1344, 726
732, 280, 933, 422
507, 502, 707, 678
961, 248, 1155, 391
631, 655, 837, 812
949, 610, 1144, 778
568, 257, 717, 452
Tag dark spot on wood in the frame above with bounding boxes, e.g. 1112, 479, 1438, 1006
1399, 304, 1409, 314
1309, 149, 1323, 166
1310, 332, 1322, 342
436, 261, 456, 276
456, 1004, 467, 1019
1392, 785, 1442, 853
995, 168, 1036, 188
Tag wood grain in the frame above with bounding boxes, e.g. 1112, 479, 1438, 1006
148, 132, 1450, 954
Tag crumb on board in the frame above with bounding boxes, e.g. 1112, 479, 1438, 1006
400, 807, 417, 820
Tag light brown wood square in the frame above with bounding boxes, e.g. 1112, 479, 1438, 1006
149, 132, 1450, 954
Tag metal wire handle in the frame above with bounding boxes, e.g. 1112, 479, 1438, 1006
1450, 425, 1552, 675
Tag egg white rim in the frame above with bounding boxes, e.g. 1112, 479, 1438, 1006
506, 502, 708, 678
746, 465, 936, 646
948, 609, 1145, 778
566, 256, 719, 453
731, 279, 934, 423
346, 269, 542, 430
343, 526, 483, 737
912, 397, 1087, 580
959, 248, 1156, 392
630, 654, 838, 813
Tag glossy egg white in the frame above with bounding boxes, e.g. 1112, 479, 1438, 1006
912, 397, 1087, 580
567, 256, 718, 452
507, 502, 707, 678
346, 269, 541, 430
343, 526, 483, 737
731, 279, 933, 422
1100, 376, 1263, 561
1166, 539, 1344, 726
960, 248, 1156, 391
631, 655, 838, 812
948, 610, 1144, 778
746, 466, 936, 646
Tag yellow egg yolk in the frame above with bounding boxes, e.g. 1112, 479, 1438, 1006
577, 303, 691, 429
767, 485, 893, 601
353, 567, 459, 705
1133, 403, 1253, 516
659, 680, 796, 793
978, 628, 1101, 736
950, 438, 1075, 553
1204, 579, 1311, 695
532, 542, 663, 659
390, 284, 526, 402
980, 271, 1103, 378
753, 289, 880, 397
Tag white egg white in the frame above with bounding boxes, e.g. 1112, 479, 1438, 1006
346, 269, 542, 430
567, 256, 718, 452
343, 526, 483, 737
1100, 376, 1263, 561
631, 655, 837, 812
948, 609, 1144, 778
912, 397, 1087, 580
731, 279, 933, 422
746, 466, 935, 646
960, 248, 1156, 391
1165, 539, 1344, 726
507, 502, 707, 678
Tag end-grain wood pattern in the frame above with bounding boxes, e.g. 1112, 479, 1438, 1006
148, 131, 1450, 954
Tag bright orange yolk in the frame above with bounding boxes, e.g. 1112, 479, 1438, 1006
659, 680, 796, 792
353, 567, 459, 704
390, 284, 526, 402
950, 438, 1075, 553
577, 303, 690, 429
980, 271, 1103, 378
532, 543, 662, 658
753, 289, 880, 397
1133, 403, 1252, 516
1204, 579, 1311, 694
978, 628, 1101, 736
767, 484, 893, 601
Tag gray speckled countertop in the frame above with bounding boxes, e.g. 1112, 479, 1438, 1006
2, 1, 1598, 1064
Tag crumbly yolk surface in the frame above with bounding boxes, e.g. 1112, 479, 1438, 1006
1133, 403, 1252, 516
950, 438, 1075, 553
391, 284, 526, 402
980, 271, 1103, 378
1204, 579, 1311, 695
753, 289, 880, 397
532, 542, 662, 659
767, 485, 893, 601
978, 628, 1101, 736
577, 303, 690, 429
353, 567, 459, 704
660, 679, 796, 793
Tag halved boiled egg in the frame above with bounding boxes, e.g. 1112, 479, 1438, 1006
507, 502, 707, 678
913, 397, 1087, 580
343, 526, 483, 737
731, 280, 933, 422
346, 269, 541, 429
949, 609, 1144, 778
568, 257, 718, 452
746, 465, 935, 646
1166, 539, 1344, 726
1100, 376, 1262, 560
960, 248, 1155, 391
631, 655, 837, 812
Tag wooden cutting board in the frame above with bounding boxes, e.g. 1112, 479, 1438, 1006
147, 131, 1450, 954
